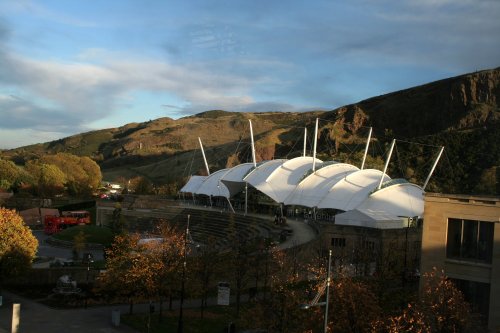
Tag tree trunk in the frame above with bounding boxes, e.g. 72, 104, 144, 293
129, 298, 134, 314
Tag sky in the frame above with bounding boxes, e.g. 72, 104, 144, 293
0, 0, 499, 149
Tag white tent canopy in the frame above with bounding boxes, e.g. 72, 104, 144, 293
284, 162, 359, 207
335, 209, 410, 229
245, 157, 323, 203
219, 163, 255, 197
181, 156, 427, 229
243, 159, 287, 202
180, 175, 207, 194
317, 169, 391, 210
357, 182, 424, 218
195, 168, 230, 198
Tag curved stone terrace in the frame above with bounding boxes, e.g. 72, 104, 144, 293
96, 195, 317, 251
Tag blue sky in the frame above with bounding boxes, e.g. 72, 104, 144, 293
0, 0, 499, 149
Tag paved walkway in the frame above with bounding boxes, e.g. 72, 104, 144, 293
0, 290, 139, 333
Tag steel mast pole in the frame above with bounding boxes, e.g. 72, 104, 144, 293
324, 250, 332, 333
177, 215, 190, 333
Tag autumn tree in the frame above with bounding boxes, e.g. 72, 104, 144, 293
329, 276, 382, 332
223, 215, 255, 317
151, 222, 184, 319
385, 268, 485, 332
0, 159, 21, 191
0, 208, 38, 294
97, 223, 185, 318
240, 248, 311, 333
96, 233, 148, 314
25, 161, 66, 196
190, 235, 220, 319
40, 153, 102, 195
110, 202, 125, 235
72, 230, 86, 261
129, 176, 154, 194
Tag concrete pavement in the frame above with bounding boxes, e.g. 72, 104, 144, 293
0, 290, 139, 333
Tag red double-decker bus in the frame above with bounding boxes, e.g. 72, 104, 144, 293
44, 210, 91, 234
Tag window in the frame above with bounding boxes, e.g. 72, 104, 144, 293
331, 237, 346, 247
362, 240, 375, 250
446, 218, 493, 263
452, 278, 490, 324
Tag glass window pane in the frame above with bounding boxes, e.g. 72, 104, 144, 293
462, 220, 478, 259
478, 222, 494, 263
446, 218, 462, 259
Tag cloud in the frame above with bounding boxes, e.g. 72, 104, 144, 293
0, 94, 82, 131
0, 40, 298, 135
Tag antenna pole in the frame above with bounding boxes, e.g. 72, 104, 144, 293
361, 127, 372, 170
378, 139, 396, 190
303, 127, 307, 157
323, 250, 332, 333
422, 146, 445, 190
312, 118, 319, 172
198, 137, 210, 176
244, 182, 248, 216
249, 120, 257, 167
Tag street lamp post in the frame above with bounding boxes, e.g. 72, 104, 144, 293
324, 249, 332, 333
85, 253, 94, 309
177, 215, 190, 333
302, 249, 332, 333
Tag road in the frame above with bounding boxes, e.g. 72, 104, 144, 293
32, 230, 105, 268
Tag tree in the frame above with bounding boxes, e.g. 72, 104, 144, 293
330, 276, 382, 332
97, 223, 185, 319
72, 230, 86, 261
0, 159, 21, 191
25, 161, 66, 196
190, 235, 219, 319
149, 222, 184, 320
96, 233, 148, 314
0, 208, 38, 293
129, 176, 154, 194
240, 248, 311, 333
110, 202, 125, 235
40, 153, 102, 195
385, 268, 485, 332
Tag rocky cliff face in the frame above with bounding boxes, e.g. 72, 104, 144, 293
326, 68, 500, 138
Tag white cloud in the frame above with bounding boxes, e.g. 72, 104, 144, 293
0, 43, 295, 138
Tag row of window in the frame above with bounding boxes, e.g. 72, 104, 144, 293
330, 217, 494, 264
446, 218, 494, 263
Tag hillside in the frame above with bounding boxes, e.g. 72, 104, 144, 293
2, 68, 499, 195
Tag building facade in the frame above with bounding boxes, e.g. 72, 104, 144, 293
421, 193, 500, 331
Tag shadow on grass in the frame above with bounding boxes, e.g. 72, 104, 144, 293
122, 307, 238, 333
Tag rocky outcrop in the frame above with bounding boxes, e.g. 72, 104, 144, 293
326, 68, 500, 138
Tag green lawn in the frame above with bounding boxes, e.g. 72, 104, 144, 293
52, 225, 114, 247
122, 307, 239, 333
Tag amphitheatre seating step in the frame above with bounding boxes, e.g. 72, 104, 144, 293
122, 206, 282, 250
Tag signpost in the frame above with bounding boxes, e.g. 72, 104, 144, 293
217, 282, 230, 306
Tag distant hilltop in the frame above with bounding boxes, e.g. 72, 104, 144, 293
2, 67, 499, 196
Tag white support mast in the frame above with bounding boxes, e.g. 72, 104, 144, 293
312, 118, 319, 172
303, 127, 307, 157
360, 127, 372, 170
378, 139, 396, 190
244, 182, 248, 216
422, 146, 445, 191
246, 119, 257, 216
249, 120, 257, 167
198, 137, 210, 176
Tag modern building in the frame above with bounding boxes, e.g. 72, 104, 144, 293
420, 193, 500, 331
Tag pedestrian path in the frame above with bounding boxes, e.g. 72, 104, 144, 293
0, 291, 139, 333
